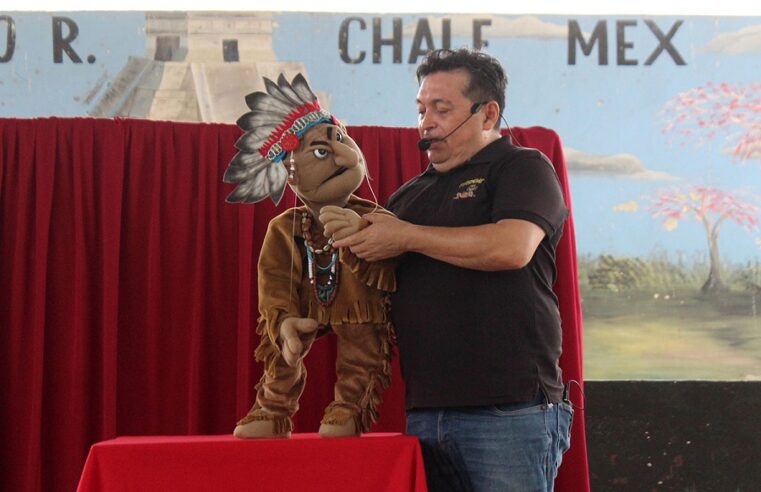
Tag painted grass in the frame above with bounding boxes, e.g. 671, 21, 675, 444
582, 291, 761, 380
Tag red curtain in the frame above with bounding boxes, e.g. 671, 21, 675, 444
0, 118, 588, 492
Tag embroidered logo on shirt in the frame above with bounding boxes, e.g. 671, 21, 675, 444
453, 178, 485, 200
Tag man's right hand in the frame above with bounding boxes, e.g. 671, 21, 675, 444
279, 317, 320, 367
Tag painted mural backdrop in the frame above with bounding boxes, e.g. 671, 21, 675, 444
2, 11, 760, 380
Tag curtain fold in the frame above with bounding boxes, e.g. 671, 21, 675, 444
0, 118, 588, 492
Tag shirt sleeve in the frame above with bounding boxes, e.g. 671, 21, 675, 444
490, 148, 568, 238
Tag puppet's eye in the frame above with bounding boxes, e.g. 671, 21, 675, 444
336, 132, 343, 142
313, 148, 330, 159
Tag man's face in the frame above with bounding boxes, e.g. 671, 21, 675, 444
290, 123, 365, 206
416, 69, 486, 172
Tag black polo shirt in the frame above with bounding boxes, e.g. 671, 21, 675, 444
387, 136, 568, 409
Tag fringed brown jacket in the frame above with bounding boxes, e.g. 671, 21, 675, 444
254, 196, 397, 375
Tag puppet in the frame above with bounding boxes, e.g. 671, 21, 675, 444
224, 74, 395, 438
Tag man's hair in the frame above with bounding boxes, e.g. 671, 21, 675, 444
416, 48, 508, 123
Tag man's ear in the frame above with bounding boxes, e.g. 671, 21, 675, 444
482, 101, 500, 131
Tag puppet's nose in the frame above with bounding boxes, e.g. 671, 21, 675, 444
333, 143, 360, 169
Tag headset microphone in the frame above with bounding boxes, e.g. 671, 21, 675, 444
417, 102, 485, 152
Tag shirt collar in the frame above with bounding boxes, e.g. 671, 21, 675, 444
423, 136, 513, 175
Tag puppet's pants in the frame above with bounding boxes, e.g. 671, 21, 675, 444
238, 322, 391, 434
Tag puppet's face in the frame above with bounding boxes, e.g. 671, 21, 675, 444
289, 123, 365, 206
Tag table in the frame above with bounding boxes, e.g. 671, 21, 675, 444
77, 433, 427, 491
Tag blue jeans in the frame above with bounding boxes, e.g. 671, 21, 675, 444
406, 395, 573, 492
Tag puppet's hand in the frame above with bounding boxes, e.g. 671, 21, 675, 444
279, 317, 320, 367
320, 206, 369, 242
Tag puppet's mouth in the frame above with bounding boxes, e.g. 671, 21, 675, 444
321, 167, 348, 184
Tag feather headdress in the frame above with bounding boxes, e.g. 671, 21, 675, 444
224, 73, 336, 205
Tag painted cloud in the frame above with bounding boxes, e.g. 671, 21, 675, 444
402, 15, 569, 39
701, 24, 761, 54
565, 147, 678, 180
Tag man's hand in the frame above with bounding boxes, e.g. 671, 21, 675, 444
336, 216, 546, 271
279, 317, 320, 367
332, 213, 410, 261
319, 205, 368, 241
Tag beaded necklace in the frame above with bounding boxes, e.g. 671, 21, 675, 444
301, 211, 339, 307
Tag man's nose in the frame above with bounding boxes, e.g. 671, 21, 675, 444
419, 112, 435, 134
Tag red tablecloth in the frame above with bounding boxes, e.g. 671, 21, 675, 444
77, 433, 427, 492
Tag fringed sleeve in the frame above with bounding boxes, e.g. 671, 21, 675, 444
307, 288, 392, 326
254, 211, 303, 376
339, 195, 398, 293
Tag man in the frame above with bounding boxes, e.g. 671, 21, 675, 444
328, 48, 573, 491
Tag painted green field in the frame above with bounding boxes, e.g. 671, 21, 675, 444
582, 290, 761, 380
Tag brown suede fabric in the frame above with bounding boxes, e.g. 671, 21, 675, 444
238, 195, 396, 432
321, 323, 392, 432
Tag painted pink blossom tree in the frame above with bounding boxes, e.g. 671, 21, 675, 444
650, 185, 760, 295
662, 82, 761, 162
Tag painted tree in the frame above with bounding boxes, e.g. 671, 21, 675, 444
650, 185, 760, 295
662, 82, 761, 162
